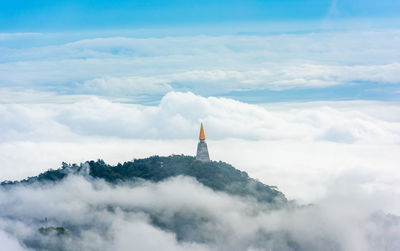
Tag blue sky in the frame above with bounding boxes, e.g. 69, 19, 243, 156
1, 0, 400, 31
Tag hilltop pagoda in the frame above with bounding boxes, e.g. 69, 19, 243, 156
196, 123, 210, 162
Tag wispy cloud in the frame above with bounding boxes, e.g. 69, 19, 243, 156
1, 29, 399, 102
0, 33, 42, 40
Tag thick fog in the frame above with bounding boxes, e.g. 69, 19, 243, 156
1, 175, 399, 251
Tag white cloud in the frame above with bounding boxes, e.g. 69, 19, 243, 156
0, 32, 42, 40
0, 93, 399, 208
0, 29, 399, 99
1, 92, 398, 143
0, 175, 399, 251
0, 230, 27, 251
81, 76, 172, 96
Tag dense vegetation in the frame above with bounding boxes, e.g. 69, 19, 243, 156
39, 226, 70, 236
1, 155, 286, 204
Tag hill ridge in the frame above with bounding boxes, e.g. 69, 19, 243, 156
1, 155, 287, 205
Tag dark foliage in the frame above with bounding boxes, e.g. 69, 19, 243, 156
1, 155, 287, 204
39, 226, 70, 236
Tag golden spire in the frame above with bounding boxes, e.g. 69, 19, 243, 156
199, 123, 206, 141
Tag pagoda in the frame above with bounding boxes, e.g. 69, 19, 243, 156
196, 123, 210, 162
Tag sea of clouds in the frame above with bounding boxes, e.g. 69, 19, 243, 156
1, 175, 399, 251
1, 23, 400, 250
1, 92, 400, 203
0, 92, 400, 250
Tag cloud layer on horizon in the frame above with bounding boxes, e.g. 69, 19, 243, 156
1, 92, 400, 143
1, 29, 400, 102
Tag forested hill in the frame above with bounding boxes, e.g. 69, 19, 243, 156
1, 155, 287, 205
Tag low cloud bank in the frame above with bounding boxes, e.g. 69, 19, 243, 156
0, 175, 399, 251
1, 92, 399, 143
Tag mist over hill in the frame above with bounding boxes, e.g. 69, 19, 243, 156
0, 155, 399, 251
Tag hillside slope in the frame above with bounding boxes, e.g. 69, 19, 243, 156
2, 155, 286, 205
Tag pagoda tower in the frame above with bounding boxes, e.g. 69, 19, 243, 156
196, 123, 210, 162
